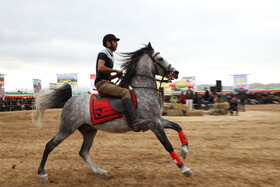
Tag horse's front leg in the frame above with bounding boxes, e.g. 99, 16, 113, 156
161, 118, 189, 159
150, 119, 194, 177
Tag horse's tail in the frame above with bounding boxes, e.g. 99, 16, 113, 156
32, 82, 72, 127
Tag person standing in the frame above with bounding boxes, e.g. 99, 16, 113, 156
228, 98, 238, 115
185, 86, 194, 110
94, 34, 151, 132
178, 91, 186, 104
203, 87, 209, 101
237, 88, 247, 112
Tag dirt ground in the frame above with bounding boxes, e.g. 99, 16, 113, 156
0, 105, 280, 187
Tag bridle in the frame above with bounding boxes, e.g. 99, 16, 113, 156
129, 51, 173, 92
150, 52, 172, 79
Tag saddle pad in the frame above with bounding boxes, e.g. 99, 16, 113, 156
90, 91, 137, 125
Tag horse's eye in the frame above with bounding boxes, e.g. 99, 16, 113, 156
158, 57, 163, 61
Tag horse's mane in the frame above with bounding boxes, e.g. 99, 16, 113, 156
119, 43, 154, 88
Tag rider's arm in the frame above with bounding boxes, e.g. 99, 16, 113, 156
97, 59, 123, 79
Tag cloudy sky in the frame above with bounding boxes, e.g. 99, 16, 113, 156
1, 0, 279, 92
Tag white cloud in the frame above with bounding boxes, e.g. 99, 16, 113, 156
0, 0, 280, 92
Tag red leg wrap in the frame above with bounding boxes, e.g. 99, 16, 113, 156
170, 151, 183, 166
178, 130, 188, 144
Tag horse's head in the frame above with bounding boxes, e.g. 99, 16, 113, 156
120, 43, 179, 88
146, 43, 179, 80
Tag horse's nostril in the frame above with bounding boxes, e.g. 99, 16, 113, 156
175, 71, 179, 75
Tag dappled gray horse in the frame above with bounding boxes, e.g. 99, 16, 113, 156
33, 43, 194, 182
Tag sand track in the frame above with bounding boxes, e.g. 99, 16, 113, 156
0, 105, 279, 186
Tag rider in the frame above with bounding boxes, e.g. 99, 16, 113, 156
95, 34, 151, 132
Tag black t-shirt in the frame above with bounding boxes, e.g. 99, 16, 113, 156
95, 49, 114, 85
185, 90, 194, 99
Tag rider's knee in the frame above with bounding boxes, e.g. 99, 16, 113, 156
120, 89, 131, 99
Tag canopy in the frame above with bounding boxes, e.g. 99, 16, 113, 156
170, 79, 193, 88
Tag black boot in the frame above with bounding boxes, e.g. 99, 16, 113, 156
123, 98, 151, 132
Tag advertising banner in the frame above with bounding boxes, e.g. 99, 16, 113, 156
183, 76, 196, 91
33, 79, 42, 93
57, 73, 78, 86
233, 74, 249, 92
49, 83, 57, 90
0, 74, 4, 95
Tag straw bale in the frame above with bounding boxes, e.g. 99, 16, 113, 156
211, 102, 229, 110
180, 105, 190, 112
171, 103, 182, 109
171, 103, 190, 112
163, 104, 173, 111
186, 110, 204, 116
208, 109, 226, 116
166, 109, 184, 116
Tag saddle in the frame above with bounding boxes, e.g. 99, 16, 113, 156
90, 91, 137, 125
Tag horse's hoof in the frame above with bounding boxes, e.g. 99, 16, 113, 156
182, 166, 195, 177
39, 174, 49, 183
99, 171, 109, 179
180, 146, 188, 159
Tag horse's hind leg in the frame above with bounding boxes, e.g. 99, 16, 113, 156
78, 125, 109, 179
38, 129, 73, 182
161, 118, 189, 159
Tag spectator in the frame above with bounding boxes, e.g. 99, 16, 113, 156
178, 91, 186, 104
228, 98, 238, 116
185, 87, 194, 110
237, 88, 247, 112
194, 92, 202, 109
204, 87, 209, 101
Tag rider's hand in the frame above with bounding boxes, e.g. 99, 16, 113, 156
116, 70, 123, 78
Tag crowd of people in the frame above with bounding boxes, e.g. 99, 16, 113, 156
1, 88, 279, 113
0, 97, 35, 111
165, 87, 280, 112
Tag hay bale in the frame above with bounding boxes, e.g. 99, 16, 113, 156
209, 102, 229, 115
171, 103, 190, 112
166, 109, 184, 116
211, 103, 229, 110
163, 103, 172, 108
171, 103, 181, 109
208, 109, 226, 116
186, 110, 204, 116
163, 105, 172, 112
179, 105, 190, 112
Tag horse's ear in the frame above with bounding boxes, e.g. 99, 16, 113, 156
147, 42, 153, 50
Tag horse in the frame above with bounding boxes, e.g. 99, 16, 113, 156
33, 43, 194, 183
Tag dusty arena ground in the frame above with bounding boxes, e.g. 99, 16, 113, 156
0, 105, 280, 187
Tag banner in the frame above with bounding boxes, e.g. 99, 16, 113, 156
33, 79, 42, 93
90, 74, 97, 93
57, 73, 78, 86
49, 83, 57, 90
233, 74, 249, 92
0, 74, 4, 95
183, 76, 196, 91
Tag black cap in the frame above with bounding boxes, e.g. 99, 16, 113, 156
103, 34, 120, 47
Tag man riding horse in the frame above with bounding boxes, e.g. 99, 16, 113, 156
95, 34, 151, 132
